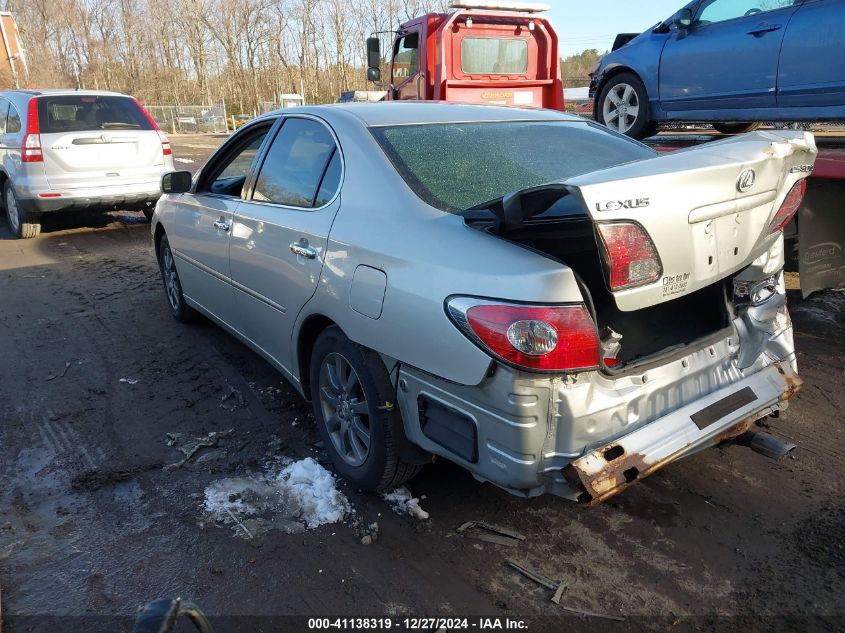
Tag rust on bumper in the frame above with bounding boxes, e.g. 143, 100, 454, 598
564, 362, 803, 506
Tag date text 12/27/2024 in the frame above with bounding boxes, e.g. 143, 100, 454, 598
307, 618, 529, 630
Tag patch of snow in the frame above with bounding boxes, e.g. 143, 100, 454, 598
203, 457, 350, 538
382, 487, 429, 520
280, 457, 350, 528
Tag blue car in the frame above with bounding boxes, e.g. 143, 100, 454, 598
589, 0, 845, 139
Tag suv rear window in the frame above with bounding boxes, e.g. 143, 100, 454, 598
36, 95, 154, 133
370, 120, 655, 212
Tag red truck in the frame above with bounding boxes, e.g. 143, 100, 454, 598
366, 1, 564, 110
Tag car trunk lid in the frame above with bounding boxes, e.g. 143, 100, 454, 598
565, 131, 817, 312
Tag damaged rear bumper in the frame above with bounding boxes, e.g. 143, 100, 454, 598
563, 361, 801, 504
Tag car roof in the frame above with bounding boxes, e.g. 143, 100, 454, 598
265, 101, 583, 127
1, 89, 132, 98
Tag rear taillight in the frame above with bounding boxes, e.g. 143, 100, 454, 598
133, 97, 172, 156
596, 222, 662, 291
158, 130, 172, 156
447, 298, 600, 372
22, 99, 43, 163
767, 180, 806, 234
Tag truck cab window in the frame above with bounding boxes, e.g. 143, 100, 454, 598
393, 33, 419, 82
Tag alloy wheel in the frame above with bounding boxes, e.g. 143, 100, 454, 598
602, 83, 640, 134
318, 352, 371, 467
6, 187, 20, 234
161, 244, 182, 311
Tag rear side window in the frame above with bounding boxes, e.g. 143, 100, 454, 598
0, 100, 8, 135
371, 120, 655, 212
253, 118, 339, 208
6, 103, 21, 134
36, 95, 155, 133
461, 38, 529, 75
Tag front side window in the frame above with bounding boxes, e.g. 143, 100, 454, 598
371, 121, 655, 213
252, 118, 339, 208
200, 125, 272, 197
36, 95, 155, 133
461, 38, 529, 75
392, 33, 419, 82
697, 0, 795, 25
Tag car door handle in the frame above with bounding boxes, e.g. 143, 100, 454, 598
289, 241, 317, 259
747, 24, 781, 36
213, 217, 230, 232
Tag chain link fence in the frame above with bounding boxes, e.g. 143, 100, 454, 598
146, 104, 228, 134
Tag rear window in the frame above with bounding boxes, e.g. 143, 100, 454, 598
370, 121, 655, 212
461, 38, 528, 75
36, 95, 154, 133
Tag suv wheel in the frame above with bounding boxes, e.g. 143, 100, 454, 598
4, 181, 41, 239
310, 326, 422, 492
597, 73, 656, 139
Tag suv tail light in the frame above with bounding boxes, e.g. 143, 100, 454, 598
447, 298, 600, 372
767, 179, 806, 234
596, 222, 662, 291
133, 97, 172, 156
22, 99, 43, 163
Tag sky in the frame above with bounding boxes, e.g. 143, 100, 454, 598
545, 1, 683, 58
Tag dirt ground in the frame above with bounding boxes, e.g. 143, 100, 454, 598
0, 134, 843, 632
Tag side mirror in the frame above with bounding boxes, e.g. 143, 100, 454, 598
161, 171, 192, 194
366, 37, 381, 81
673, 8, 693, 29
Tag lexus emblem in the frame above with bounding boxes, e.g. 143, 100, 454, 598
737, 169, 755, 193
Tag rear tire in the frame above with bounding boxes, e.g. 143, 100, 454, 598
4, 181, 41, 239
157, 234, 197, 323
310, 326, 422, 492
597, 73, 656, 139
713, 122, 761, 135
142, 206, 154, 222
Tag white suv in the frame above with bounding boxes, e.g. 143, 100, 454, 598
0, 89, 175, 238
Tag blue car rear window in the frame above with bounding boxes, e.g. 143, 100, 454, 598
370, 120, 655, 212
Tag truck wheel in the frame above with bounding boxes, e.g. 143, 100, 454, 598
597, 73, 655, 139
713, 122, 761, 135
157, 234, 197, 323
310, 326, 422, 492
4, 181, 41, 239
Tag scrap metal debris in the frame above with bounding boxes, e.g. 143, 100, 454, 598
505, 559, 561, 592
45, 361, 72, 382
164, 429, 233, 471
505, 560, 625, 621
120, 377, 139, 385
457, 521, 525, 547
219, 385, 245, 411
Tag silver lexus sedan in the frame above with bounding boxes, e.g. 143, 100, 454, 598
151, 103, 815, 504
